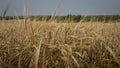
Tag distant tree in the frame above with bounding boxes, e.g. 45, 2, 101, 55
72, 15, 81, 22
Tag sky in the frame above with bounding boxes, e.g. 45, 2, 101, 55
0, 0, 120, 16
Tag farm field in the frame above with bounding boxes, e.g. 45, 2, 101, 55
0, 20, 120, 68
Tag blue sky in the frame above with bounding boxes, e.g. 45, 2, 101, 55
0, 0, 120, 16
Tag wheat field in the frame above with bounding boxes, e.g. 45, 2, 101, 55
0, 20, 120, 68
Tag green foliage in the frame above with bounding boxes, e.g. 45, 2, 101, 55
0, 15, 120, 22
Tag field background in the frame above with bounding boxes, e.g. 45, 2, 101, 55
0, 19, 120, 68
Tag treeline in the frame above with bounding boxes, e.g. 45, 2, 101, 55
0, 15, 120, 22
82, 15, 120, 22
29, 15, 120, 22
29, 15, 81, 22
0, 16, 24, 20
